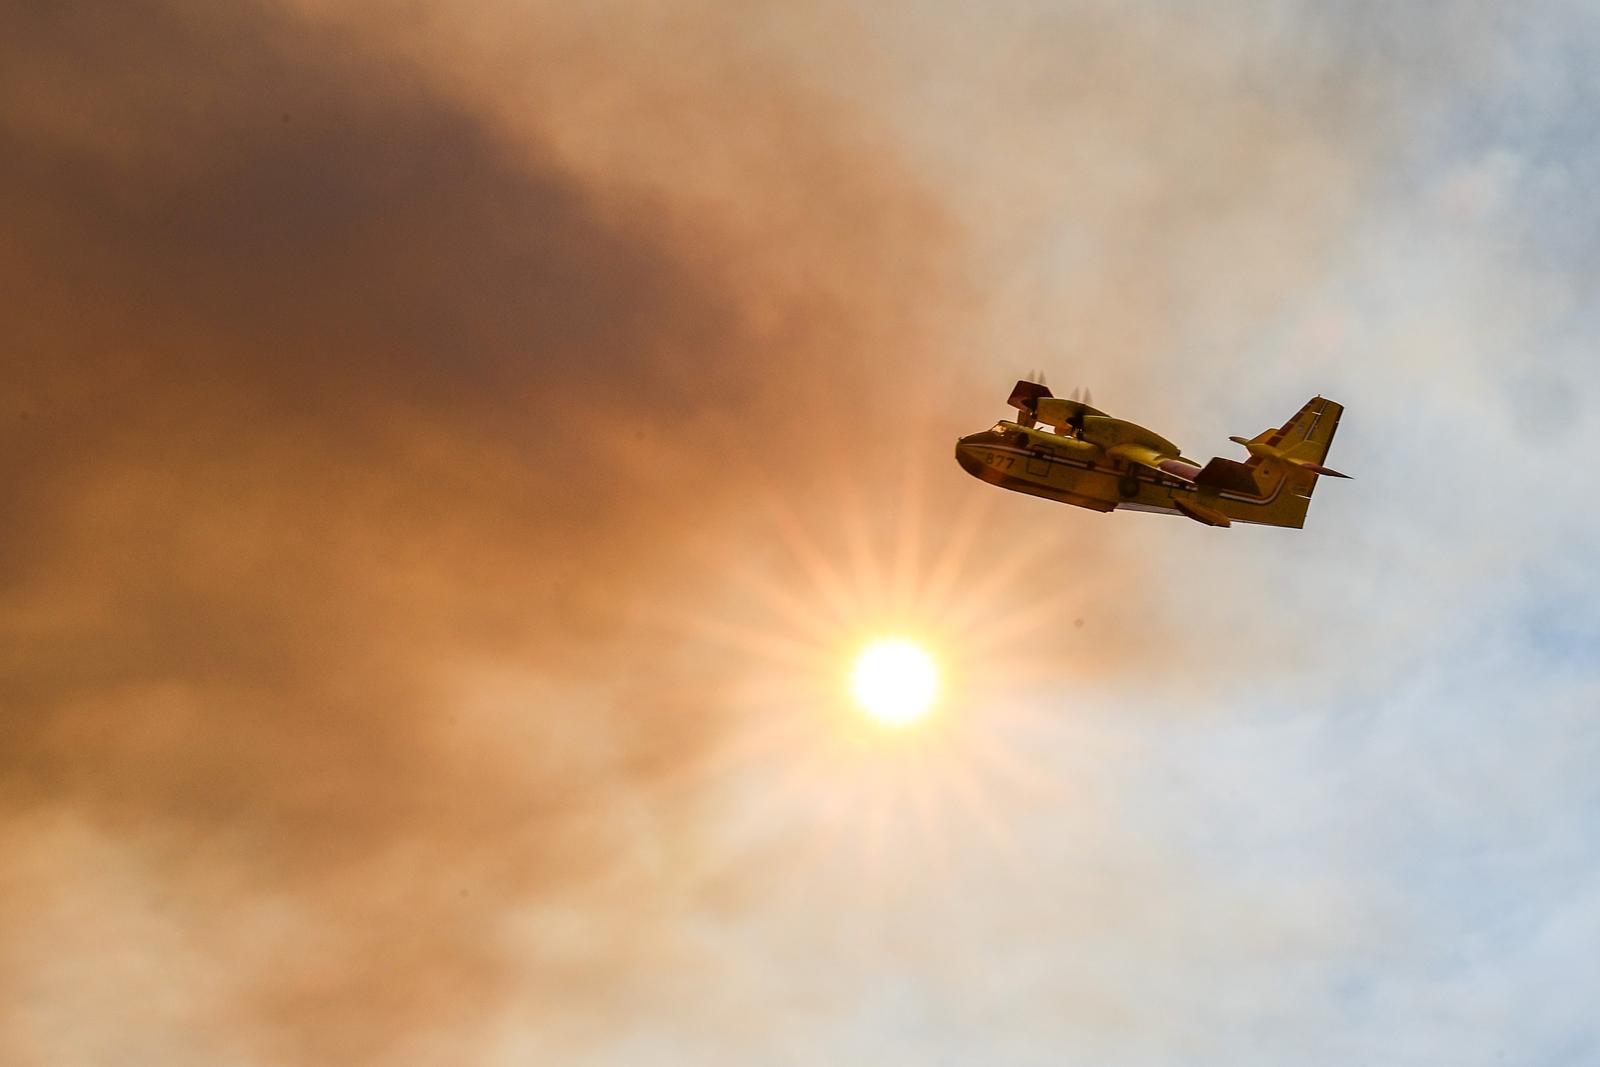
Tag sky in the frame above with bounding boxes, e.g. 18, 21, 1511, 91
1, 1, 1597, 1064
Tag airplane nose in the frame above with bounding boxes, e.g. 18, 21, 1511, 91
955, 437, 987, 478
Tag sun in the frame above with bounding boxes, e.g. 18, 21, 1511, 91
850, 638, 939, 726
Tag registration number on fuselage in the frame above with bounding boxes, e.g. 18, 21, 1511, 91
983, 451, 1016, 471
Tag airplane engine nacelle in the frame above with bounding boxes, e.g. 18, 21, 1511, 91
1034, 396, 1101, 431
1081, 415, 1182, 458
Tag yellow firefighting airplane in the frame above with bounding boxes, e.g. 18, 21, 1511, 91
955, 380, 1348, 528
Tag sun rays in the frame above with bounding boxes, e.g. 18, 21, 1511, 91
645, 452, 1101, 890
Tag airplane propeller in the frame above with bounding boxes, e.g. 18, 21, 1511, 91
1057, 386, 1094, 433
1010, 376, 1099, 433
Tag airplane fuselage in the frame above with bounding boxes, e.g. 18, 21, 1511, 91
955, 422, 1305, 528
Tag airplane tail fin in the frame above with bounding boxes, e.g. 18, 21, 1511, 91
1209, 397, 1346, 528
1272, 396, 1344, 471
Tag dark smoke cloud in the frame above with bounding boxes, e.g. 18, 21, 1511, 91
0, 1, 960, 1061
0, 0, 1455, 1059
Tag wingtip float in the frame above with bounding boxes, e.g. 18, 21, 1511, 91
957, 380, 1349, 529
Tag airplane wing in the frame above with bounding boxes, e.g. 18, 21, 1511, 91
1105, 442, 1185, 480
1105, 443, 1208, 484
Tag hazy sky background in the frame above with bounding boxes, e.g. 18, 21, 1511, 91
2, 2, 1597, 1064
